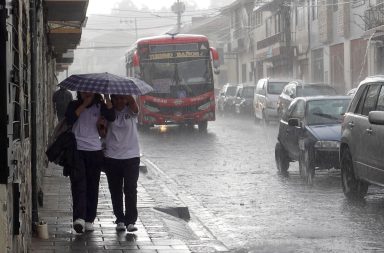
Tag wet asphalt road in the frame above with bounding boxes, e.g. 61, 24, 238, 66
139, 115, 384, 252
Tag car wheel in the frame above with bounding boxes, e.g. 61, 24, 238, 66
299, 149, 315, 185
275, 142, 289, 172
341, 149, 368, 200
254, 113, 260, 124
262, 111, 270, 126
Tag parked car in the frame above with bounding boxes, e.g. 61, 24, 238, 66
235, 84, 256, 116
277, 81, 337, 118
254, 78, 290, 123
217, 83, 238, 114
340, 76, 384, 199
275, 96, 351, 184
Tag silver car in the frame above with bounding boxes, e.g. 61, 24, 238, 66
340, 75, 384, 199
253, 78, 290, 124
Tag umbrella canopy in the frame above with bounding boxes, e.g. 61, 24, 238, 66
58, 72, 153, 95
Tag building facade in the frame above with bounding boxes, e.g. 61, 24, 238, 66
0, 0, 87, 252
214, 0, 382, 93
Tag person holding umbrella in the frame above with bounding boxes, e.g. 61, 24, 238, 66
65, 92, 115, 233
58, 72, 153, 233
103, 95, 141, 232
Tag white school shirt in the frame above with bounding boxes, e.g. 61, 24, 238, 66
72, 104, 102, 151
104, 106, 140, 160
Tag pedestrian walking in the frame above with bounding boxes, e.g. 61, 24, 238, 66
103, 95, 141, 232
53, 87, 73, 121
65, 92, 115, 233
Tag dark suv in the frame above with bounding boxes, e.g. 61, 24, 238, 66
275, 96, 351, 184
340, 76, 384, 199
277, 81, 337, 117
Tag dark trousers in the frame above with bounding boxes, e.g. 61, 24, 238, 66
70, 150, 103, 223
104, 157, 140, 225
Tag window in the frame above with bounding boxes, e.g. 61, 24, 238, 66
355, 86, 369, 114
297, 6, 305, 29
291, 100, 305, 119
12, 0, 21, 141
376, 85, 384, 111
249, 62, 254, 81
333, 0, 338, 11
22, 7, 29, 138
242, 63, 247, 83
312, 49, 324, 83
275, 14, 281, 34
311, 0, 318, 20
266, 17, 273, 37
251, 11, 263, 27
361, 84, 380, 116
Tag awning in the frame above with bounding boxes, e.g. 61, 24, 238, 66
45, 0, 89, 22
48, 27, 81, 54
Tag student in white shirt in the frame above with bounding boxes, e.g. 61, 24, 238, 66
104, 95, 141, 232
65, 92, 115, 233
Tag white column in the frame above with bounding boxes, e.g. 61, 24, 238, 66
344, 40, 352, 90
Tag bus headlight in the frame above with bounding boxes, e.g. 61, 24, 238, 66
144, 104, 160, 113
198, 102, 211, 111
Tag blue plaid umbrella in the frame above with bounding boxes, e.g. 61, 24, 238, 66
58, 72, 153, 95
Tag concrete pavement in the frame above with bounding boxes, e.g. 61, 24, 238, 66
29, 163, 228, 253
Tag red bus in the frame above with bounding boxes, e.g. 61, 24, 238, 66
125, 34, 220, 131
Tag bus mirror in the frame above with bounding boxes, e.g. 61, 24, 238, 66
133, 50, 140, 67
210, 47, 220, 75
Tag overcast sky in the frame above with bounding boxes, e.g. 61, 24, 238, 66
87, 0, 210, 14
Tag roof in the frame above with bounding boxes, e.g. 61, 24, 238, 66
136, 34, 209, 45
221, 0, 254, 14
296, 96, 351, 102
360, 75, 384, 85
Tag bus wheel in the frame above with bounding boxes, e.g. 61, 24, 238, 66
198, 121, 208, 132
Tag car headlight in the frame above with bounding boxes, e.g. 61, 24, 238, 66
144, 103, 160, 113
314, 141, 340, 149
198, 101, 211, 111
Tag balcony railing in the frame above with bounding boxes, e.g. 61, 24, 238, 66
365, 3, 384, 31
256, 32, 285, 50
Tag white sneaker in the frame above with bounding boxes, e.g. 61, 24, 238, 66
85, 222, 94, 231
126, 224, 138, 232
73, 219, 85, 233
116, 222, 126, 231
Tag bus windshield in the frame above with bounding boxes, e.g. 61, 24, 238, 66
142, 59, 210, 94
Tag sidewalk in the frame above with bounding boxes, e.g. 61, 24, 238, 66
29, 163, 228, 253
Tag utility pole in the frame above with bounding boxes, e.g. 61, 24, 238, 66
134, 18, 138, 41
120, 18, 138, 41
171, 0, 185, 33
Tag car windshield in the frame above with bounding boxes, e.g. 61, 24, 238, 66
297, 85, 337, 97
242, 87, 255, 98
267, 82, 288, 95
226, 86, 237, 96
306, 99, 351, 125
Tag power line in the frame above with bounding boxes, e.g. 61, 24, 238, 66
90, 12, 219, 19
83, 23, 176, 31
111, 8, 221, 14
